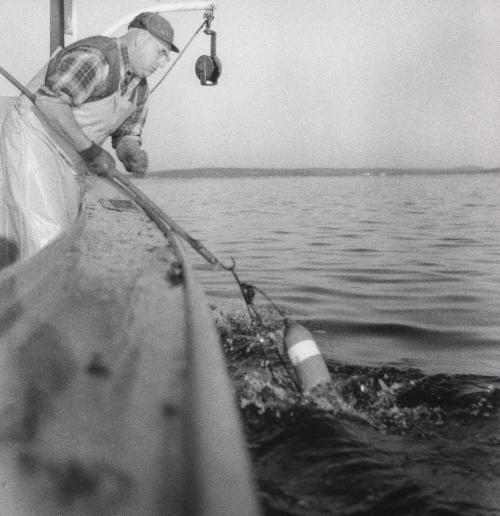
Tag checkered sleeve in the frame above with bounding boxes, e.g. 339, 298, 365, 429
38, 48, 108, 106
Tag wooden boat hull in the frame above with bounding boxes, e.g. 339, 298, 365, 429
0, 176, 260, 515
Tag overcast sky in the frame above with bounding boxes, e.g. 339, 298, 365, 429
1, 0, 500, 170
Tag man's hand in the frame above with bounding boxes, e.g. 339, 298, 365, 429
116, 138, 148, 176
79, 143, 116, 177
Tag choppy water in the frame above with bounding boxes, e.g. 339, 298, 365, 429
139, 171, 500, 515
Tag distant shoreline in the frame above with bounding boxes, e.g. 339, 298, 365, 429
149, 166, 500, 179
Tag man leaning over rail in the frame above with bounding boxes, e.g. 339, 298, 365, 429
0, 12, 179, 260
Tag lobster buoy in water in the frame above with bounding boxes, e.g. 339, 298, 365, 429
284, 319, 332, 393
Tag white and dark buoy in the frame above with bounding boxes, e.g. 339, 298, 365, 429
284, 319, 332, 393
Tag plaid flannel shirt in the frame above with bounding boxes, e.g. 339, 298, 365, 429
38, 41, 148, 147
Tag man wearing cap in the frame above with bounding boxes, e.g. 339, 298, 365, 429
0, 13, 179, 258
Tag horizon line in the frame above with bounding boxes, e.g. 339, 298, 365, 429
150, 165, 500, 174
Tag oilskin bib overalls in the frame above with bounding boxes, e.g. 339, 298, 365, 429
0, 37, 145, 259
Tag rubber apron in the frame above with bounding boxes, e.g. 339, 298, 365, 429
0, 49, 137, 260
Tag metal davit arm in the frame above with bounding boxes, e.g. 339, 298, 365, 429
102, 1, 216, 36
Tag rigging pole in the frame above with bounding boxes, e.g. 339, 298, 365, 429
50, 0, 65, 54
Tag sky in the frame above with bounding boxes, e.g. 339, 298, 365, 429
1, 0, 500, 170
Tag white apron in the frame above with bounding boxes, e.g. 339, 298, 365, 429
0, 45, 138, 260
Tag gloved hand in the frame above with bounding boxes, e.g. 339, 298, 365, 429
79, 143, 116, 177
116, 138, 148, 176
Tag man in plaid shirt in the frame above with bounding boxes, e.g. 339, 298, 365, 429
0, 12, 179, 258
36, 12, 179, 177
39, 40, 149, 164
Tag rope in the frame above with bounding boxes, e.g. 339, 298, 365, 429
227, 261, 301, 391
114, 173, 297, 388
143, 12, 292, 358
150, 18, 207, 95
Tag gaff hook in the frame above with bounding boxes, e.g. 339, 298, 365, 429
195, 9, 222, 85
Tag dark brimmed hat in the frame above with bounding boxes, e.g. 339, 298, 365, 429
128, 12, 179, 53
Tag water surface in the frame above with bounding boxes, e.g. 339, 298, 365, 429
141, 172, 500, 375
138, 171, 500, 515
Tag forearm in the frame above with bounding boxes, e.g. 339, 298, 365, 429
111, 100, 148, 148
34, 95, 93, 152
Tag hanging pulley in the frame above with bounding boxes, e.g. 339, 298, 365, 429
195, 11, 221, 86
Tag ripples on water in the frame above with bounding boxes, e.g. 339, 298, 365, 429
139, 172, 500, 515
